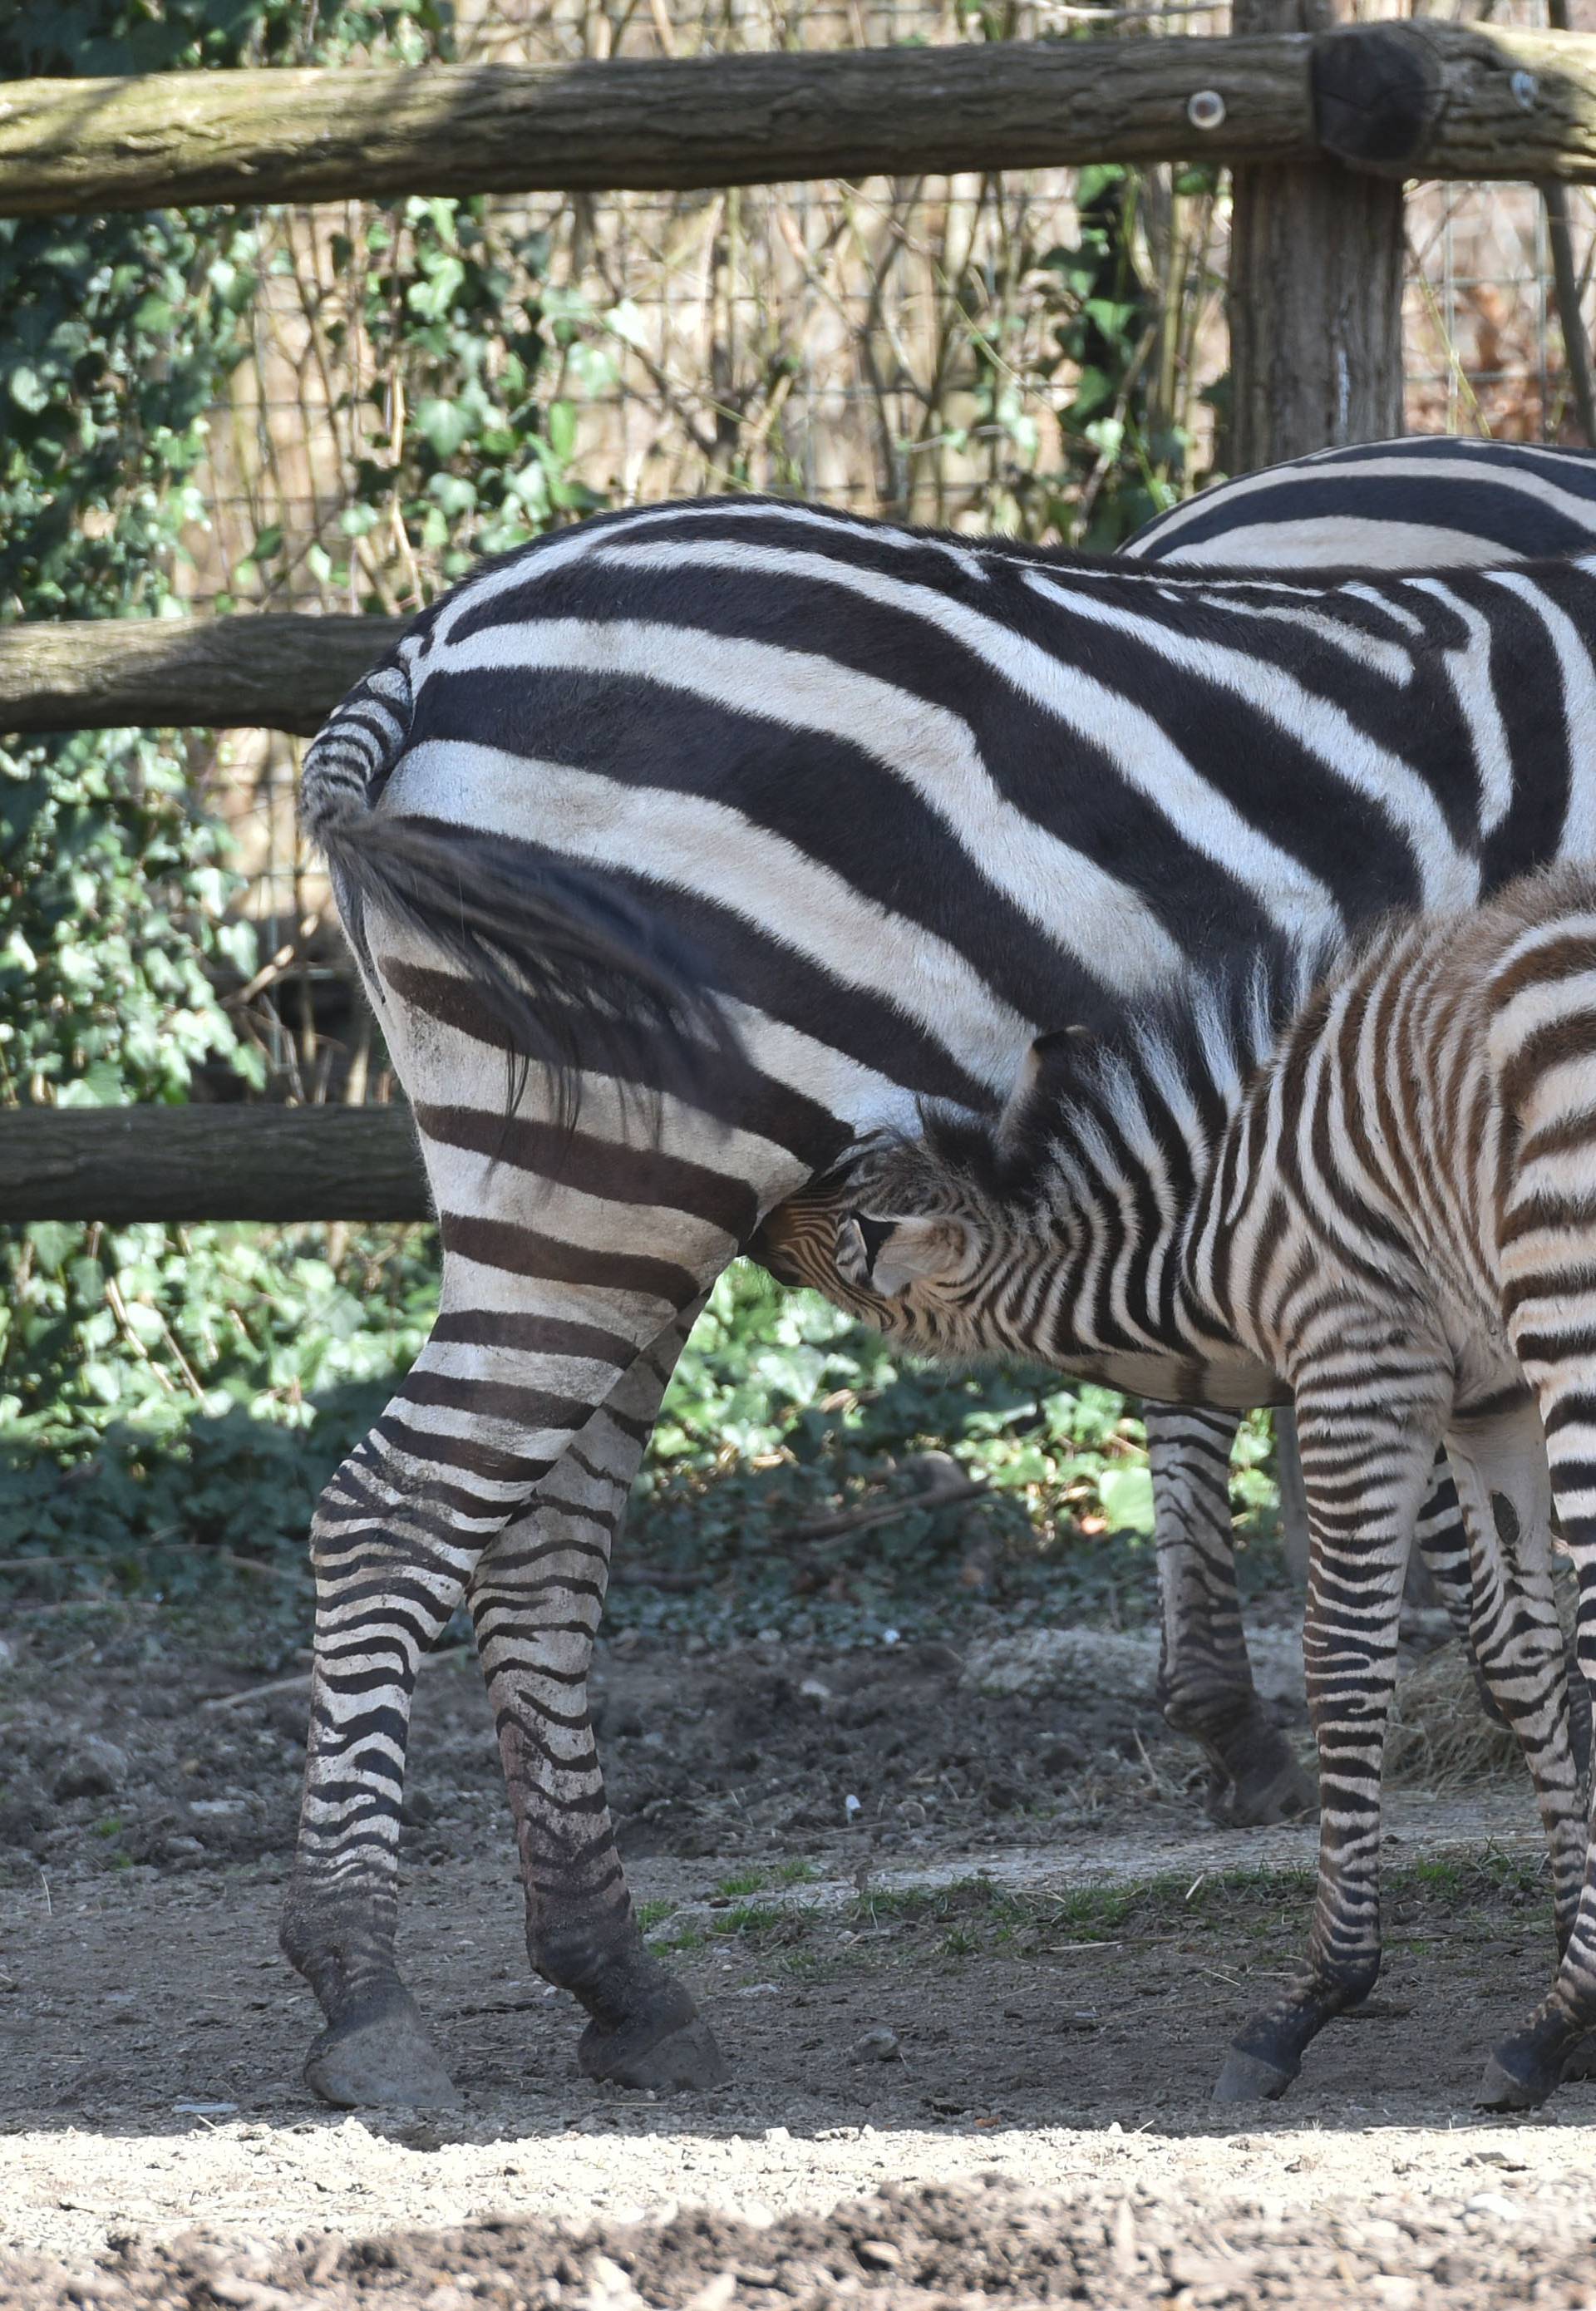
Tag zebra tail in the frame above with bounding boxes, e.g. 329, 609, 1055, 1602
300, 653, 740, 1136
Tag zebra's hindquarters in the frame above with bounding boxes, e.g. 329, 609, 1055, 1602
288, 727, 833, 2104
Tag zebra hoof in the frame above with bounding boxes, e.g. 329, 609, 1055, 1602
1479, 2049, 1558, 2111
1212, 2045, 1297, 2103
579, 2010, 729, 2092
304, 1986, 462, 2110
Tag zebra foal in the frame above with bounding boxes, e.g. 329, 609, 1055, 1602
833, 866, 1596, 2108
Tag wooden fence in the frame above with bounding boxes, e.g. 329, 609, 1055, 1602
4, 12, 1594, 1217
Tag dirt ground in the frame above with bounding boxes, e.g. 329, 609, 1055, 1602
4, 1609, 1596, 2308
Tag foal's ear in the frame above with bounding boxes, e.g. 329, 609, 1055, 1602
996, 1023, 1090, 1154
838, 1211, 979, 1298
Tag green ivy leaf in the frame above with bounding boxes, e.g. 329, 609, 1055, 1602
416, 395, 474, 458
1098, 1465, 1156, 1537
7, 363, 49, 413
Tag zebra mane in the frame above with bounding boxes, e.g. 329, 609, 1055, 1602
921, 934, 1344, 1206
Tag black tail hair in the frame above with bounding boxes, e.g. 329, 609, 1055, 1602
304, 784, 739, 1141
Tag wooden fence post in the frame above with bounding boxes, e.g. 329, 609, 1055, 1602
1226, 0, 1406, 469
1227, 0, 1402, 1586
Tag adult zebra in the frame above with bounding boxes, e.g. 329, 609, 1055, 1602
288, 436, 1596, 2111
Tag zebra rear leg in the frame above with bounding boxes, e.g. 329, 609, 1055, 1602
279, 1402, 512, 2111
1481, 1506, 1596, 2110
1445, 1411, 1583, 1954
281, 1215, 744, 2107
1214, 1372, 1446, 2102
1481, 1354, 1596, 2110
469, 1305, 727, 2093
1145, 1404, 1313, 1826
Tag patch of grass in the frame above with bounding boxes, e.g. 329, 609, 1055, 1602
660, 1853, 1549, 1988
774, 1858, 820, 1887
1037, 1884, 1143, 1939
715, 1870, 766, 1899
1407, 1857, 1468, 1897
710, 1902, 790, 1938
635, 1899, 677, 1931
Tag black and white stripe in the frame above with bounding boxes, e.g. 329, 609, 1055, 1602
283, 437, 1596, 2111
1130, 436, 1596, 570
835, 863, 1596, 2109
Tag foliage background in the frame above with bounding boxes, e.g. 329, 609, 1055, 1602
0, 0, 1276, 1636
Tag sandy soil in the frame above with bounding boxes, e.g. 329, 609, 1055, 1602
2, 1615, 1594, 2307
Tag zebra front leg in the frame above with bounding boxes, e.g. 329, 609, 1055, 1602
1214, 1374, 1445, 2102
1145, 1402, 1313, 1826
470, 1305, 727, 2092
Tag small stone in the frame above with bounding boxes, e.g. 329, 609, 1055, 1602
1465, 2191, 1524, 2222
850, 2027, 901, 2063
164, 1835, 206, 1861
52, 1736, 128, 1802
855, 2240, 902, 2271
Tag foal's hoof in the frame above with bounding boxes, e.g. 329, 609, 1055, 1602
1479, 2047, 1559, 2112
579, 2010, 728, 2092
305, 1985, 461, 2110
1213, 2045, 1297, 2103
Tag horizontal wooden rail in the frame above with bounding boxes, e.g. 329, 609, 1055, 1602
4, 22, 1596, 216
0, 1107, 428, 1223
0, 613, 402, 737
0, 39, 1313, 211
